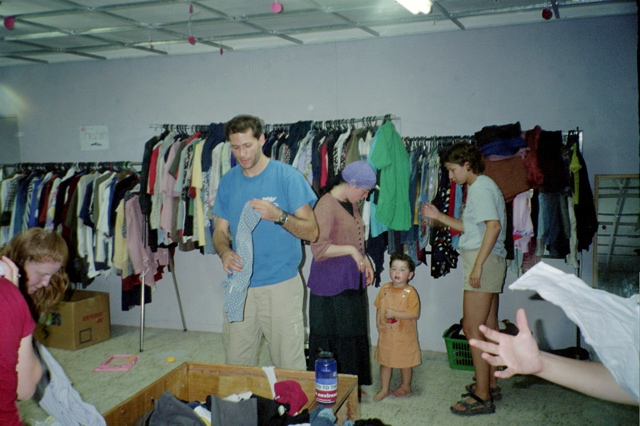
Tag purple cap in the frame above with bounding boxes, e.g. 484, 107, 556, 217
341, 161, 376, 189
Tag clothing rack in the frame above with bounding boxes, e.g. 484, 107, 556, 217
149, 114, 398, 134
142, 122, 584, 353
403, 135, 474, 152
0, 160, 187, 352
144, 114, 399, 348
404, 127, 586, 352
402, 127, 582, 151
403, 135, 474, 143
1, 161, 139, 173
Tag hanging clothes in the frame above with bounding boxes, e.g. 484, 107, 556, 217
428, 155, 458, 278
369, 121, 411, 231
135, 119, 592, 284
569, 143, 598, 252
0, 163, 175, 311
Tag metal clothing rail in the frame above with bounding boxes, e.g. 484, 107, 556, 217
402, 127, 582, 150
402, 135, 475, 151
403, 135, 473, 142
149, 114, 398, 134
1, 161, 141, 172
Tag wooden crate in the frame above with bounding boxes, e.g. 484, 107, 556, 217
103, 362, 358, 425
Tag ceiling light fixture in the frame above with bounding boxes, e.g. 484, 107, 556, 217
396, 0, 433, 15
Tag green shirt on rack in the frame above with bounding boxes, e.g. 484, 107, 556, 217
369, 120, 411, 231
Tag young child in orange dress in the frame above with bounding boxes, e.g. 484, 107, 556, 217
373, 252, 421, 401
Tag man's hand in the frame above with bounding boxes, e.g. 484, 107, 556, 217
250, 198, 281, 222
220, 250, 243, 274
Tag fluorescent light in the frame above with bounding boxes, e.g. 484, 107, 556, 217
396, 0, 433, 15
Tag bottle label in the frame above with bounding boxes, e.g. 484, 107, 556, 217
316, 381, 338, 404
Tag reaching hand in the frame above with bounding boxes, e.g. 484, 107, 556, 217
420, 202, 440, 220
469, 308, 544, 379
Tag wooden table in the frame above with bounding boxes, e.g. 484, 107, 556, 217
103, 362, 358, 425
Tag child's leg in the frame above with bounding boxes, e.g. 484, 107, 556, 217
374, 365, 392, 401
391, 367, 412, 397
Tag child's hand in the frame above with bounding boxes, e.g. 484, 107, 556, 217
384, 308, 398, 324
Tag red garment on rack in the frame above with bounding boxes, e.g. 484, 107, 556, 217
483, 156, 529, 203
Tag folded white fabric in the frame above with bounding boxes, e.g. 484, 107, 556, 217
509, 262, 639, 401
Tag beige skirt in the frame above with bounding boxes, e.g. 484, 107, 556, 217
460, 249, 506, 293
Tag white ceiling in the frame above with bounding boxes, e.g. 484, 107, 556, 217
0, 0, 636, 67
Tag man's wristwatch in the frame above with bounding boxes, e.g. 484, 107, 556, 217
275, 210, 289, 226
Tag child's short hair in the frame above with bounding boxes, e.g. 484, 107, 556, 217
389, 252, 415, 273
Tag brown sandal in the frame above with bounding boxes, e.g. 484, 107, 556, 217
450, 392, 496, 416
465, 382, 502, 401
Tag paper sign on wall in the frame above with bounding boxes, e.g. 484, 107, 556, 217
80, 125, 110, 151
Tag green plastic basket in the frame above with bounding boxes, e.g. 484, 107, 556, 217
443, 326, 474, 371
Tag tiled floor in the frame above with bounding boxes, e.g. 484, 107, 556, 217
18, 325, 638, 425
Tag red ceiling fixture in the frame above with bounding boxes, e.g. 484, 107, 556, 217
271, 2, 284, 14
4, 16, 16, 30
187, 3, 196, 45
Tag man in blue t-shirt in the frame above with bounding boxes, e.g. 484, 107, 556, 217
213, 114, 318, 370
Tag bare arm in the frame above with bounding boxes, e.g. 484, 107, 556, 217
384, 290, 419, 320
384, 308, 418, 321
470, 309, 638, 406
212, 217, 242, 274
421, 202, 463, 232
250, 199, 319, 242
469, 219, 501, 289
16, 334, 42, 401
535, 353, 637, 405
320, 244, 374, 284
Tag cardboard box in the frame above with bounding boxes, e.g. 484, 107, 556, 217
103, 362, 359, 425
35, 289, 111, 350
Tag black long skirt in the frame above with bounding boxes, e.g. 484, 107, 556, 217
307, 288, 372, 386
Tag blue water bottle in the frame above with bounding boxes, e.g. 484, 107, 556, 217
315, 349, 338, 405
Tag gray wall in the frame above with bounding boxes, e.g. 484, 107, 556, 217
0, 15, 637, 353
0, 117, 20, 163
